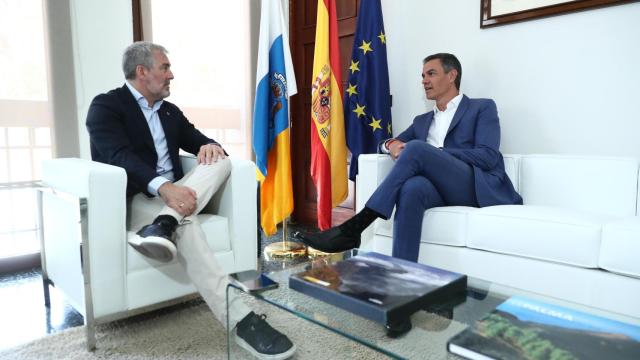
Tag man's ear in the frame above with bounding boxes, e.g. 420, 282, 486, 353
448, 69, 458, 85
135, 64, 147, 78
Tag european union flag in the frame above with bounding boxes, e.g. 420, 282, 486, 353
345, 0, 392, 181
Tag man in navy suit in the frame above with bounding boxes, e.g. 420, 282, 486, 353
86, 42, 295, 360
295, 53, 522, 261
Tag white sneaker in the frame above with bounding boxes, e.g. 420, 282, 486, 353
128, 216, 178, 262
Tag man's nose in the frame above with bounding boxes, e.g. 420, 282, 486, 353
168, 70, 174, 80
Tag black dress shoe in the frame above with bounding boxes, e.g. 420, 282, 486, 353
292, 226, 360, 253
128, 215, 178, 263
235, 312, 296, 360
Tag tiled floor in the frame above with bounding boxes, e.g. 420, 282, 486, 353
0, 268, 84, 350
0, 223, 317, 351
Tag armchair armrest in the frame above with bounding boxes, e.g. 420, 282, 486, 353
180, 155, 257, 272
41, 158, 128, 317
356, 154, 393, 249
356, 154, 393, 211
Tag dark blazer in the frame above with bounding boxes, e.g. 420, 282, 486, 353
86, 84, 217, 196
393, 95, 522, 207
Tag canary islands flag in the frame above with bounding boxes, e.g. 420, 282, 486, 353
253, 0, 298, 236
345, 0, 392, 180
310, 0, 348, 230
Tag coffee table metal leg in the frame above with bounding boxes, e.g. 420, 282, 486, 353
226, 284, 231, 359
226, 284, 245, 359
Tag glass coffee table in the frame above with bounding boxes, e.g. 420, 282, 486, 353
226, 250, 640, 359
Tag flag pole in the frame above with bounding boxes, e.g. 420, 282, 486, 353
264, 218, 306, 260
255, 0, 305, 260
282, 218, 288, 245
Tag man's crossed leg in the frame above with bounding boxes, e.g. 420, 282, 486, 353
128, 158, 295, 359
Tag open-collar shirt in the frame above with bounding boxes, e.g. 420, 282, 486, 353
426, 93, 463, 148
125, 81, 173, 196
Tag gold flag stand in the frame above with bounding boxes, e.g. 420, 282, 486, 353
263, 220, 307, 260
306, 246, 332, 258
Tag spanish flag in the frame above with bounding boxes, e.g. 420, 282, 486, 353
310, 0, 348, 230
253, 0, 297, 236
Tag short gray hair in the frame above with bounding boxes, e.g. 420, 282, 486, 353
122, 41, 168, 80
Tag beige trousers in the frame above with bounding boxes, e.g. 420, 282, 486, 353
128, 157, 251, 328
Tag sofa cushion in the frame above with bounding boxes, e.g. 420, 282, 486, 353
127, 214, 230, 272
375, 206, 477, 246
519, 155, 638, 217
467, 205, 616, 268
600, 217, 640, 278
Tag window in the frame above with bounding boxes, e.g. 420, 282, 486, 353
139, 0, 253, 159
0, 0, 53, 259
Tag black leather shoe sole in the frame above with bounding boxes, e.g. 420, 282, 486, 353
291, 227, 360, 253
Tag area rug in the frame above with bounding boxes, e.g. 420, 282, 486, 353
0, 296, 467, 359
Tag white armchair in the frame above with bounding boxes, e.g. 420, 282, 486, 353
37, 155, 257, 350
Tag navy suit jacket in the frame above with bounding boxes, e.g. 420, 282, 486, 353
393, 95, 522, 207
86, 85, 217, 196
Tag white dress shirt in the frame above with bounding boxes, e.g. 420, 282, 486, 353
125, 82, 174, 196
426, 93, 463, 148
382, 93, 463, 152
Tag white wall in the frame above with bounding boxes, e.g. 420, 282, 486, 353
382, 0, 640, 158
68, 0, 133, 159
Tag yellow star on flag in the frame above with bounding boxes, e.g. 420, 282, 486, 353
346, 83, 358, 96
378, 32, 386, 44
387, 122, 393, 135
369, 116, 382, 131
349, 60, 360, 74
359, 40, 373, 55
353, 103, 366, 118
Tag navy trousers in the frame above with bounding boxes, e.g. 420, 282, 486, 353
365, 140, 477, 261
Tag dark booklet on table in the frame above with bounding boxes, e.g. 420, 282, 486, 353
288, 251, 467, 328
448, 296, 640, 360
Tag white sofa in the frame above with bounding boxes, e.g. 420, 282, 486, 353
38, 156, 257, 349
357, 154, 640, 318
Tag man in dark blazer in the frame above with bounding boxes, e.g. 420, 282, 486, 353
295, 53, 522, 261
86, 42, 295, 360
87, 84, 219, 198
